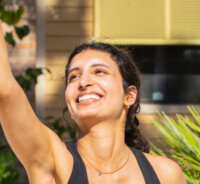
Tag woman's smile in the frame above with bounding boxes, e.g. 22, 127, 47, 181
77, 92, 102, 105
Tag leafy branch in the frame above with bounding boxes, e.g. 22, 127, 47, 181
15, 68, 43, 92
0, 0, 29, 46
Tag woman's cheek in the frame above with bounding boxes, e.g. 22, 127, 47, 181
65, 86, 74, 106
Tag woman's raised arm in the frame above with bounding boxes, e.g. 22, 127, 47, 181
0, 21, 56, 180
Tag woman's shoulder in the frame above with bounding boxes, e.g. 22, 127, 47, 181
144, 153, 186, 184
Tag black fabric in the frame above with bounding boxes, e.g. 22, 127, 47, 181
129, 147, 160, 184
66, 141, 89, 184
65, 141, 160, 184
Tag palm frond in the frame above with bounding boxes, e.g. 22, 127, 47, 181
150, 106, 200, 183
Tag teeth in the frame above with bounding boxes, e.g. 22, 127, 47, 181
79, 94, 100, 102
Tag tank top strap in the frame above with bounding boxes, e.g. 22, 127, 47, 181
129, 147, 160, 184
65, 140, 89, 184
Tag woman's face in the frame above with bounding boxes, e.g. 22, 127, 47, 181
65, 49, 130, 125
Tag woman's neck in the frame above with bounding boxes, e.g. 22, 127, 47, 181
76, 120, 130, 173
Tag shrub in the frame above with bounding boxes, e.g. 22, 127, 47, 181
0, 136, 20, 184
151, 106, 200, 184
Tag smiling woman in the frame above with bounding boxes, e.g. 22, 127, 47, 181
0, 21, 186, 184
64, 43, 149, 151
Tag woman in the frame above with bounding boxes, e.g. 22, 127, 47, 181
0, 22, 186, 184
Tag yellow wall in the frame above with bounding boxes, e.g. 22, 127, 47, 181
95, 0, 200, 45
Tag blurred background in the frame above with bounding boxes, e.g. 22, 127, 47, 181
0, 0, 199, 183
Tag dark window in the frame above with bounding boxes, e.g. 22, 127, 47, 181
120, 46, 200, 104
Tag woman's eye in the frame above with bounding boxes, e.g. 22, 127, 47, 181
94, 69, 107, 75
68, 74, 79, 82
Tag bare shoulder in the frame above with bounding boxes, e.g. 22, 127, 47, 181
46, 128, 74, 183
144, 153, 186, 184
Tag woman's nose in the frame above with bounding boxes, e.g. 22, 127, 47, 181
78, 73, 93, 91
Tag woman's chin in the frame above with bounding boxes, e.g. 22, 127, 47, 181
75, 108, 99, 117
74, 112, 104, 126
76, 113, 100, 121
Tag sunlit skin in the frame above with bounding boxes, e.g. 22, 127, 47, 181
65, 49, 135, 131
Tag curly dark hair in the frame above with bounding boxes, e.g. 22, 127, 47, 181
64, 42, 150, 153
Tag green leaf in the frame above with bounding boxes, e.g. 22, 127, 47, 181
0, 9, 14, 25
15, 68, 43, 91
0, 0, 5, 12
14, 25, 29, 39
188, 106, 200, 126
4, 32, 15, 46
0, 143, 20, 183
15, 74, 32, 91
0, 5, 24, 25
14, 6, 24, 24
25, 68, 43, 83
181, 116, 200, 135
150, 143, 166, 157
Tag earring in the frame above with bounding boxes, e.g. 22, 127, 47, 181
125, 104, 130, 109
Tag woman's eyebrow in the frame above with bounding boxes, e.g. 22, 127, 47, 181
68, 67, 80, 75
91, 63, 111, 69
68, 63, 111, 75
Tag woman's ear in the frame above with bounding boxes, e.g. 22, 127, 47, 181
124, 85, 137, 106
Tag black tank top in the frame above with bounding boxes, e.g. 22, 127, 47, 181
66, 141, 160, 184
